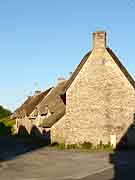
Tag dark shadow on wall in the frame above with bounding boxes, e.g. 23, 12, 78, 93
110, 121, 135, 180
30, 125, 50, 145
18, 125, 30, 136
61, 93, 66, 105
30, 125, 42, 137
0, 123, 50, 163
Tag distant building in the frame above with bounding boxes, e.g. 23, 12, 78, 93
13, 31, 135, 147
13, 80, 66, 136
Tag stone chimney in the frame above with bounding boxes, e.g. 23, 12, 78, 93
57, 77, 66, 84
34, 90, 41, 96
93, 31, 106, 49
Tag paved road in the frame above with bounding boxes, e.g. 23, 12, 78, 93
0, 148, 112, 180
0, 137, 135, 180
0, 146, 135, 180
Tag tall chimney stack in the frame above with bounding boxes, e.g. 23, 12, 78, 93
93, 31, 106, 49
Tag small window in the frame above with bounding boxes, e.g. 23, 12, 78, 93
41, 113, 47, 116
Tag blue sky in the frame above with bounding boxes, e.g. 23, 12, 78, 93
0, 0, 135, 111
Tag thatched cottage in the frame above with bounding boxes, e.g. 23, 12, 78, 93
13, 80, 66, 137
13, 31, 135, 147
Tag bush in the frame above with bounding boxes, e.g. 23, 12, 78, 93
0, 122, 12, 136
96, 141, 113, 151
50, 141, 113, 151
50, 142, 93, 150
50, 142, 65, 149
0, 105, 11, 119
50, 142, 59, 147
67, 144, 79, 149
103, 143, 113, 150
58, 143, 65, 149
81, 141, 93, 149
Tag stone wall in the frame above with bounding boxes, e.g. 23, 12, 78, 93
16, 116, 43, 135
51, 39, 135, 146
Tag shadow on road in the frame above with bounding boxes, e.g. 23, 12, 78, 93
109, 121, 135, 180
0, 122, 50, 162
110, 151, 135, 180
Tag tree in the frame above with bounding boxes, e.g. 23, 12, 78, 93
0, 105, 11, 119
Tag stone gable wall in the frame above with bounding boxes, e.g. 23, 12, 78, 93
51, 48, 135, 146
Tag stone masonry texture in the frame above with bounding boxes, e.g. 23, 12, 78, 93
51, 31, 135, 146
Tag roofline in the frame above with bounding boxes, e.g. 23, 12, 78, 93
106, 48, 135, 89
63, 48, 135, 93
63, 51, 92, 93
13, 87, 52, 118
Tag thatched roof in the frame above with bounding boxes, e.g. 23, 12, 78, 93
37, 80, 67, 115
12, 96, 32, 118
33, 81, 67, 127
23, 90, 50, 116
39, 96, 65, 128
40, 46, 135, 128
14, 35, 135, 129
39, 52, 92, 127
13, 88, 51, 118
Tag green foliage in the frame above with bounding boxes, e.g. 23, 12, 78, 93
0, 105, 11, 119
0, 122, 12, 136
50, 142, 59, 147
81, 141, 93, 149
58, 143, 66, 149
0, 106, 15, 136
67, 144, 79, 149
66, 142, 93, 149
51, 141, 93, 150
50, 142, 65, 149
0, 116, 15, 127
96, 141, 113, 151
50, 141, 113, 152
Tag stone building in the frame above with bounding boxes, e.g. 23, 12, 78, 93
13, 80, 66, 136
49, 31, 135, 147
13, 31, 135, 147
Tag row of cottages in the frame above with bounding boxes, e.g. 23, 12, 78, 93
12, 79, 67, 136
13, 31, 135, 148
